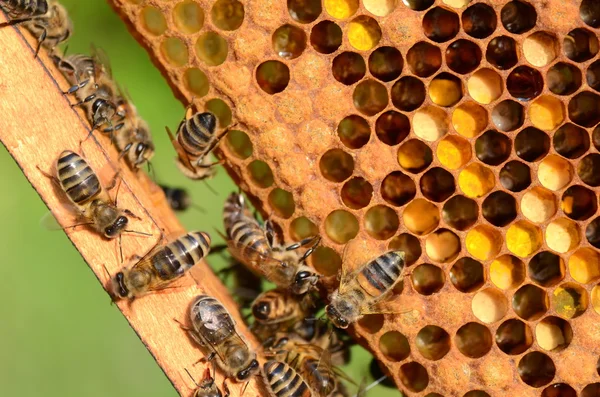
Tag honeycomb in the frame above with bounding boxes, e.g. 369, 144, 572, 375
107, 0, 600, 395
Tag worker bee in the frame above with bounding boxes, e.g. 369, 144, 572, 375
263, 360, 314, 397
110, 231, 211, 300
251, 288, 309, 326
186, 295, 259, 382
160, 184, 192, 212
326, 250, 406, 329
185, 367, 227, 397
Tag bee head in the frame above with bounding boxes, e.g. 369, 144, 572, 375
133, 141, 155, 167
112, 271, 129, 299
104, 215, 128, 238
251, 300, 271, 322
326, 304, 349, 329
236, 359, 259, 381
291, 269, 319, 295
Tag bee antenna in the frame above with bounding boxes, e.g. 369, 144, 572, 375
123, 229, 154, 237
184, 368, 199, 388
202, 179, 218, 196
118, 234, 124, 264
190, 203, 207, 214
353, 375, 387, 397
240, 381, 250, 396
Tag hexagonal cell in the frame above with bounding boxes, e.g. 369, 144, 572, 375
399, 362, 429, 393
450, 257, 485, 293
391, 76, 426, 111
403, 0, 434, 11
337, 115, 371, 149
486, 36, 518, 70
310, 20, 342, 54
425, 228, 460, 263
547, 62, 582, 96
500, 161, 531, 193
455, 322, 493, 358
269, 188, 295, 219
546, 218, 580, 254
507, 66, 543, 101
501, 0, 537, 34
523, 32, 558, 67
541, 384, 576, 397
491, 255, 526, 290
272, 24, 307, 60
569, 247, 600, 284
347, 15, 382, 51
568, 91, 600, 128
416, 325, 450, 361
309, 246, 341, 276
331, 52, 366, 86
323, 0, 358, 19
593, 285, 600, 314
406, 42, 442, 78
462, 3, 496, 39
211, 0, 244, 31
256, 60, 290, 94
561, 185, 598, 221
397, 139, 433, 173
472, 288, 508, 324
580, 0, 600, 27
587, 60, 600, 92
528, 252, 565, 287
529, 95, 565, 131
594, 125, 600, 150
206, 98, 232, 127
475, 130, 511, 166
515, 127, 550, 162
445, 40, 482, 75
183, 68, 209, 97
369, 46, 403, 82
363, 0, 397, 16
161, 37, 189, 66
463, 392, 490, 397
468, 68, 503, 105
226, 129, 253, 159
248, 160, 274, 188
553, 282, 589, 318
536, 316, 573, 352
389, 233, 421, 266
513, 284, 549, 320
413, 106, 448, 142
420, 167, 455, 202
341, 177, 373, 209
452, 102, 488, 138
381, 171, 416, 207
324, 210, 359, 244
319, 149, 354, 182
443, 195, 478, 231
564, 28, 599, 62
375, 111, 410, 146
458, 163, 495, 198
518, 351, 556, 388
173, 0, 205, 34
196, 32, 228, 66
141, 6, 167, 36
423, 6, 459, 43
289, 216, 318, 241
403, 198, 439, 236
411, 263, 445, 294
495, 318, 533, 355
358, 314, 384, 334
379, 331, 410, 361
482, 191, 517, 227
365, 205, 399, 240
353, 79, 388, 116
538, 155, 573, 191
466, 225, 502, 261
586, 217, 600, 249
582, 384, 600, 397
507, 221, 542, 258
521, 187, 557, 224
437, 135, 471, 170
491, 100, 524, 132
429, 73, 462, 107
287, 0, 322, 23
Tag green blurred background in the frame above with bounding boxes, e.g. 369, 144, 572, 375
0, 1, 399, 396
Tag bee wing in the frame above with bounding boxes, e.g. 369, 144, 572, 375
90, 43, 114, 79
39, 204, 89, 231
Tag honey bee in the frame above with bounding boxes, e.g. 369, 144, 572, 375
185, 367, 227, 397
251, 288, 309, 326
186, 295, 259, 382
326, 250, 406, 329
160, 184, 192, 212
263, 360, 314, 397
110, 231, 211, 300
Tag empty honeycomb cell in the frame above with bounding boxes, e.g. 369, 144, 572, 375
310, 21, 343, 54
545, 218, 580, 254
141, 6, 167, 36
547, 62, 583, 96
416, 325, 450, 361
269, 188, 295, 218
507, 66, 544, 101
289, 216, 318, 241
536, 316, 573, 352
468, 68, 503, 105
379, 331, 410, 361
205, 98, 232, 127
482, 191, 517, 227
593, 285, 600, 314
331, 52, 366, 85
423, 6, 460, 43
486, 36, 518, 70
411, 263, 445, 294
397, 139, 433, 173
195, 32, 228, 66
248, 160, 274, 188
310, 246, 342, 276
403, 0, 435, 11
569, 91, 600, 128
472, 288, 508, 323
458, 163, 495, 198
530, 95, 565, 131
443, 195, 478, 231
413, 106, 448, 142
429, 73, 463, 107
542, 384, 577, 397
491, 100, 524, 132
445, 40, 482, 75
173, 0, 204, 34
450, 257, 485, 292
364, 205, 399, 240
475, 130, 511, 166
529, 251, 565, 287
341, 177, 373, 209
272, 24, 307, 60
425, 228, 460, 263
462, 3, 496, 39
211, 0, 244, 31
381, 171, 416, 207
561, 185, 598, 221
580, 0, 600, 27
358, 314, 385, 333
515, 127, 550, 162
587, 60, 600, 92
287, 0, 322, 23
319, 148, 354, 182
588, 217, 600, 249
364, 0, 397, 16
501, 0, 537, 34
518, 351, 556, 388
183, 68, 210, 97
523, 32, 558, 67
495, 318, 533, 355
256, 60, 290, 94
353, 79, 389, 116
161, 37, 189, 66
375, 111, 410, 146
437, 135, 471, 170
513, 284, 549, 320
507, 221, 542, 258
337, 115, 371, 149
420, 167, 455, 202
323, 0, 358, 19
500, 161, 531, 192
399, 362, 429, 393
538, 155, 573, 191
406, 42, 442, 78
391, 76, 426, 112
553, 282, 589, 318
368, 46, 403, 82
466, 225, 502, 261
521, 187, 557, 224
452, 102, 487, 138
455, 322, 493, 358
564, 28, 599, 63
389, 233, 422, 266
347, 15, 381, 51
403, 198, 439, 235
569, 247, 600, 284
324, 210, 359, 244
491, 255, 526, 290
582, 384, 600, 397
226, 129, 253, 159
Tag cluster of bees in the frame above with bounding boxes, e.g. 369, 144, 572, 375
1, 1, 407, 396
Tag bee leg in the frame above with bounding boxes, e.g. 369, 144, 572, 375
0, 17, 33, 28
123, 209, 142, 221
33, 25, 47, 58
64, 79, 89, 96
222, 379, 230, 397
264, 219, 276, 248
285, 235, 321, 252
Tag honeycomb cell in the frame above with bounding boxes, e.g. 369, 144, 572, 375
272, 24, 307, 60
588, 217, 600, 248
468, 68, 503, 105
256, 60, 290, 94
513, 284, 549, 320
452, 102, 487, 138
173, 0, 204, 34
403, 0, 434, 11
364, 0, 397, 16
580, 0, 600, 28
518, 351, 556, 388
324, 0, 358, 19
521, 187, 557, 224
595, 125, 600, 150
507, 66, 543, 101
420, 167, 455, 202
500, 161, 531, 193
458, 163, 495, 198
491, 100, 524, 132
529, 252, 565, 287
486, 36, 518, 70
399, 362, 429, 393
472, 288, 508, 324
397, 139, 433, 173
587, 60, 600, 92
381, 171, 416, 207
310, 246, 341, 276
269, 188, 295, 218
416, 325, 450, 360
391, 76, 426, 111
287, 0, 322, 23
403, 198, 439, 235
564, 28, 599, 63
445, 40, 482, 75
450, 257, 485, 293
205, 98, 232, 127
491, 255, 526, 290
324, 210, 359, 244
226, 129, 253, 159
547, 62, 583, 96
358, 314, 384, 333
341, 176, 373, 209
443, 195, 478, 231
331, 52, 366, 86
545, 218, 580, 254
423, 6, 460, 43
348, 16, 381, 51
437, 135, 471, 170
523, 32, 558, 67
583, 384, 600, 397
501, 0, 537, 34
466, 225, 502, 261
248, 160, 274, 188
482, 191, 517, 227
375, 111, 410, 146
310, 21, 343, 54
569, 92, 600, 128
161, 37, 189, 66
515, 127, 550, 162
406, 42, 442, 78
475, 130, 511, 166
425, 229, 460, 263
319, 148, 354, 182
183, 68, 210, 97
337, 115, 371, 149
561, 185, 598, 221
290, 216, 318, 241
455, 322, 493, 358
593, 285, 600, 314
553, 282, 589, 318
379, 331, 410, 361
529, 95, 565, 131
365, 205, 399, 240
541, 384, 576, 397
507, 221, 542, 258
462, 3, 496, 39
464, 392, 490, 397
141, 6, 167, 36
389, 233, 422, 266
369, 46, 403, 82
412, 263, 445, 294
211, 0, 244, 31
429, 73, 462, 107
538, 155, 573, 191
413, 106, 448, 142
536, 316, 573, 352
495, 318, 533, 355
569, 248, 600, 284
196, 32, 228, 66
353, 79, 388, 116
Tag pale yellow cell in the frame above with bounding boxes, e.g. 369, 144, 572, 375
468, 68, 503, 104
347, 17, 382, 51
529, 95, 565, 131
490, 255, 525, 290
413, 106, 449, 142
466, 225, 502, 261
324, 0, 359, 19
452, 102, 488, 138
536, 322, 566, 351
458, 163, 495, 198
443, 0, 471, 8
429, 79, 462, 107
569, 248, 600, 284
521, 187, 556, 224
472, 288, 508, 323
538, 155, 573, 191
363, 0, 397, 16
141, 6, 167, 36
425, 230, 460, 263
506, 221, 542, 258
523, 32, 558, 67
403, 199, 439, 235
545, 218, 580, 253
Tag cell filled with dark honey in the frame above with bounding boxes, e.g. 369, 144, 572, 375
403, 0, 435, 11
368, 46, 403, 82
542, 384, 577, 397
486, 36, 518, 70
500, 161, 531, 192
548, 62, 582, 96
353, 79, 388, 116
580, 0, 600, 28
568, 92, 600, 128
341, 177, 373, 209
507, 66, 543, 101
287, 0, 321, 23
310, 20, 342, 54
450, 257, 485, 292
407, 42, 442, 78
529, 252, 565, 287
411, 264, 445, 295
332, 52, 366, 86
475, 130, 511, 166
375, 111, 410, 146
562, 185, 597, 221
586, 217, 600, 249
553, 123, 590, 159
483, 191, 517, 227
594, 124, 600, 151
381, 171, 416, 207
515, 127, 550, 162
518, 352, 556, 388
272, 24, 306, 59
501, 0, 537, 34
420, 167, 455, 202
443, 195, 478, 231
564, 28, 599, 63
513, 284, 549, 321
587, 60, 600, 92
337, 115, 371, 149
256, 60, 290, 94
462, 3, 497, 39
495, 318, 533, 355
492, 100, 524, 132
391, 76, 426, 111
422, 7, 460, 43
578, 154, 600, 187
446, 39, 482, 75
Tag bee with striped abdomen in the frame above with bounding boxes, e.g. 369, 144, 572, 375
185, 367, 226, 397
160, 184, 192, 212
263, 360, 314, 397
251, 288, 308, 326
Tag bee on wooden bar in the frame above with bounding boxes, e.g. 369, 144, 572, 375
185, 367, 227, 397
251, 288, 308, 326
263, 360, 314, 397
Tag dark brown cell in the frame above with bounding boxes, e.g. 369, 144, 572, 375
420, 167, 455, 202
256, 60, 290, 94
398, 139, 433, 173
399, 362, 429, 393
500, 161, 531, 192
491, 100, 524, 132
403, 0, 434, 11
450, 257, 485, 292
391, 76, 426, 111
375, 110, 410, 146
416, 325, 450, 360
455, 322, 493, 358
529, 252, 565, 287
341, 177, 373, 209
332, 52, 366, 86
379, 331, 410, 361
407, 42, 442, 77
562, 185, 597, 221
513, 284, 549, 321
475, 130, 512, 166
272, 24, 307, 59
515, 127, 550, 162
411, 263, 445, 295
581, 0, 600, 28
583, 384, 600, 397
422, 6, 459, 43
541, 384, 576, 397
381, 171, 416, 207
443, 195, 478, 231
365, 205, 399, 240
507, 66, 543, 101
462, 3, 497, 39
310, 20, 342, 54
578, 154, 600, 187
548, 62, 582, 96
594, 124, 600, 151
501, 0, 537, 34
588, 60, 600, 93
486, 36, 518, 70
553, 123, 590, 159
389, 233, 422, 266
464, 392, 490, 397
568, 91, 600, 127
337, 115, 371, 149
495, 318, 533, 355
287, 0, 321, 23
353, 79, 388, 116
483, 191, 517, 227
359, 314, 384, 333
518, 352, 556, 387
446, 39, 482, 75
564, 28, 599, 62
319, 148, 354, 182
368, 46, 403, 82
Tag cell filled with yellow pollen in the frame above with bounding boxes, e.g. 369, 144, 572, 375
506, 220, 542, 258
347, 16, 382, 51
490, 254, 526, 290
569, 248, 600, 284
545, 218, 580, 253
458, 163, 495, 198
537, 155, 573, 191
466, 225, 502, 261
324, 0, 359, 19
552, 283, 588, 318
429, 75, 462, 107
467, 68, 503, 104
452, 102, 488, 138
437, 135, 471, 170
529, 95, 565, 131
521, 187, 557, 224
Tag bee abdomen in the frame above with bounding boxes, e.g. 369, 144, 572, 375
57, 150, 101, 205
264, 361, 312, 397
229, 218, 271, 257
360, 251, 405, 293
153, 231, 211, 280
1, 0, 47, 17
178, 112, 217, 156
